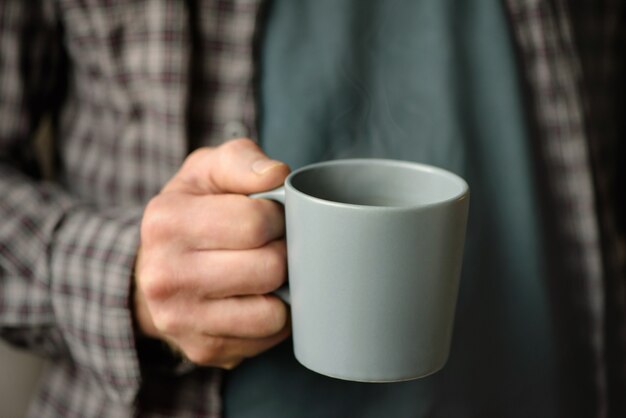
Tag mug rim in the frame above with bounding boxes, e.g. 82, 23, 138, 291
285, 158, 469, 211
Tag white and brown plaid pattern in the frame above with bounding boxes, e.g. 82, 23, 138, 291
506, 1, 626, 417
567, 1, 626, 415
0, 0, 623, 417
1, 0, 260, 417
505, 1, 607, 416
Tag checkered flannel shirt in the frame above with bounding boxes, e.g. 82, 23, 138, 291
0, 0, 623, 417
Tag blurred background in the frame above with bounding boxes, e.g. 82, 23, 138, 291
0, 342, 44, 417
0, 121, 52, 417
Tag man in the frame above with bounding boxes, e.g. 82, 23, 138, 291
0, 0, 623, 417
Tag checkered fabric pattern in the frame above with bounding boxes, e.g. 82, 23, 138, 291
505, 1, 626, 416
505, 1, 606, 416
0, 0, 260, 417
0, 0, 623, 417
566, 2, 626, 415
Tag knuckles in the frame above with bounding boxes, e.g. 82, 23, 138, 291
141, 194, 179, 244
238, 198, 283, 249
248, 296, 288, 337
140, 266, 174, 301
184, 337, 226, 366
257, 243, 287, 294
238, 208, 271, 248
220, 138, 257, 155
213, 138, 257, 174
151, 308, 181, 335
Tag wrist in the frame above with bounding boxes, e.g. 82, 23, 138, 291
132, 248, 161, 339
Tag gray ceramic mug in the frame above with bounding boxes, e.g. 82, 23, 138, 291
251, 159, 469, 382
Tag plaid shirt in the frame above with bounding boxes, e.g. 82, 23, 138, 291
0, 0, 623, 417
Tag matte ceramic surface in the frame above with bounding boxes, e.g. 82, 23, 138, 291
252, 159, 469, 382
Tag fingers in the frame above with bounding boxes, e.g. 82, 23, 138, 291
191, 195, 285, 250
149, 293, 291, 367
135, 138, 292, 369
164, 138, 290, 195
182, 240, 287, 298
140, 240, 289, 337
182, 321, 292, 367
141, 193, 285, 250
200, 295, 289, 339
151, 294, 289, 340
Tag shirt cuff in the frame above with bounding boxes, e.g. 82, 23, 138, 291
49, 205, 144, 404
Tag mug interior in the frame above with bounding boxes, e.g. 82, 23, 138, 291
288, 160, 467, 208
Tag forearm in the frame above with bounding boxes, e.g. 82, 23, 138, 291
0, 162, 144, 402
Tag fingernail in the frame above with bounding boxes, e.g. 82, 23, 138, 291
252, 159, 284, 174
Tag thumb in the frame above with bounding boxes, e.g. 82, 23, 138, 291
164, 138, 290, 195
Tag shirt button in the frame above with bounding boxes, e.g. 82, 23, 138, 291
223, 120, 249, 139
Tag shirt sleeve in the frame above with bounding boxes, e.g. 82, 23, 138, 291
0, 0, 143, 404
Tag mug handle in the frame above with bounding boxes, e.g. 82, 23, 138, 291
249, 187, 290, 304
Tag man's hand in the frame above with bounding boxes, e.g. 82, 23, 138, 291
134, 138, 291, 369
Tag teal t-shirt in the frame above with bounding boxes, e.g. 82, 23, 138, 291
225, 0, 563, 416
